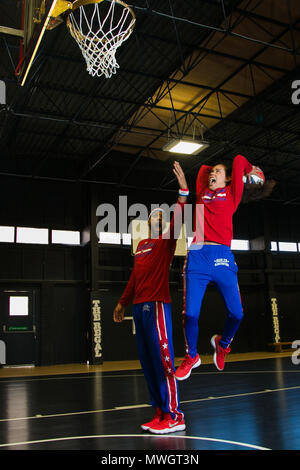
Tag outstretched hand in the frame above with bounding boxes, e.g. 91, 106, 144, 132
173, 161, 188, 189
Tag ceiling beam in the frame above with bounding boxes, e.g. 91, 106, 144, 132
0, 26, 24, 37
129, 3, 299, 54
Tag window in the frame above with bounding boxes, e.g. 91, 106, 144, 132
0, 226, 14, 243
122, 233, 131, 245
278, 242, 298, 252
98, 232, 121, 245
16, 227, 48, 244
52, 230, 80, 245
9, 296, 29, 316
187, 237, 194, 248
231, 239, 250, 251
270, 241, 278, 251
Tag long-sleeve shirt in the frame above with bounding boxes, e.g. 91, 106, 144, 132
119, 200, 186, 306
192, 154, 253, 247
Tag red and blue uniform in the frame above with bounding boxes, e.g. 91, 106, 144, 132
183, 155, 253, 356
119, 201, 185, 420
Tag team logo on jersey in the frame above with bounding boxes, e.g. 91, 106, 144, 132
214, 258, 229, 267
136, 241, 154, 257
202, 188, 227, 204
142, 304, 151, 312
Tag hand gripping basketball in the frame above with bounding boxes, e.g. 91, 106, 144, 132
244, 166, 265, 184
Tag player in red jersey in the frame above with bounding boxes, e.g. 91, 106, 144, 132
113, 161, 188, 434
175, 155, 274, 379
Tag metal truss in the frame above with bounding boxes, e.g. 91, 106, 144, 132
0, 0, 300, 194
77, 9, 300, 182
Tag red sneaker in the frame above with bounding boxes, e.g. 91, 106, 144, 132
141, 408, 163, 431
211, 334, 231, 371
148, 413, 186, 434
175, 353, 201, 381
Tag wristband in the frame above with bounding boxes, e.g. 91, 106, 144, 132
179, 188, 189, 196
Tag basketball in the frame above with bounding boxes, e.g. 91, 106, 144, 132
243, 166, 265, 184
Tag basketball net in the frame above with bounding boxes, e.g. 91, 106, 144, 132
66, 0, 136, 78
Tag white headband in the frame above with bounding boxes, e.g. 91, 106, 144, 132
148, 208, 166, 220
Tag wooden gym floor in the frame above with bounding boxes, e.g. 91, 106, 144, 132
0, 350, 299, 453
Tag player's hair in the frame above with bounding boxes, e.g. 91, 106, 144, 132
213, 162, 276, 203
241, 179, 276, 203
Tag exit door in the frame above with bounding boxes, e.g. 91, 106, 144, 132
0, 288, 39, 365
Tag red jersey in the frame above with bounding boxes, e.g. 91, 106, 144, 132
192, 155, 253, 247
119, 201, 185, 306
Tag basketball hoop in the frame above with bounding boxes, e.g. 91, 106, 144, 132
59, 0, 136, 78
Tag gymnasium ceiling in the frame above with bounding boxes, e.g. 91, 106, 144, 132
1, 0, 300, 204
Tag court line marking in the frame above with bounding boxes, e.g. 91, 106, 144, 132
0, 368, 300, 384
1, 384, 300, 423
0, 433, 271, 450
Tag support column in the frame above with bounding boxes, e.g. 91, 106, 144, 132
88, 184, 103, 364
263, 202, 281, 348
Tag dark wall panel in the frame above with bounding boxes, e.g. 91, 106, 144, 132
275, 287, 300, 343
40, 284, 89, 365
0, 176, 88, 229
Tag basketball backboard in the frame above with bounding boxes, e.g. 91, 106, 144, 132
17, 0, 68, 86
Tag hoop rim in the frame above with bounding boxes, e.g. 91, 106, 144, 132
65, 0, 136, 45
51, 0, 136, 21
68, 0, 135, 20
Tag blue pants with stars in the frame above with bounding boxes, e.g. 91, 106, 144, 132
133, 301, 183, 420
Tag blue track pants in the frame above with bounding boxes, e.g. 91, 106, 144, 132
133, 301, 183, 420
183, 244, 244, 357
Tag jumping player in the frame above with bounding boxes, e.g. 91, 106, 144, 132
113, 161, 188, 434
175, 154, 268, 380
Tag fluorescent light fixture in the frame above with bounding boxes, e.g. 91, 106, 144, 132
231, 239, 250, 251
52, 230, 80, 245
163, 139, 209, 155
278, 242, 298, 252
0, 226, 14, 243
16, 227, 48, 244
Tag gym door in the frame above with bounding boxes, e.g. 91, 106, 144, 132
0, 288, 38, 365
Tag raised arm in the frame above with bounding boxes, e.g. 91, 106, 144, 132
229, 154, 253, 210
165, 161, 188, 240
173, 161, 189, 203
196, 165, 212, 195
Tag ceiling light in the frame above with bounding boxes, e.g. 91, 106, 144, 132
163, 139, 209, 155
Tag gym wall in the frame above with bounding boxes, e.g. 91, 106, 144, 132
0, 176, 299, 364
